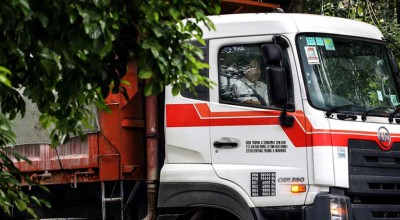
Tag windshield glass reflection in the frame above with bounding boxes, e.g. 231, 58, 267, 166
297, 35, 400, 116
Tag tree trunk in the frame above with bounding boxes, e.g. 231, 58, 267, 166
388, 0, 395, 21
284, 0, 304, 13
397, 0, 400, 24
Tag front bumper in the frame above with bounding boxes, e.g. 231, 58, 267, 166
252, 193, 348, 220
252, 193, 400, 220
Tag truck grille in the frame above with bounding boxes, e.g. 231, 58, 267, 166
352, 204, 400, 220
349, 140, 400, 220
348, 140, 400, 195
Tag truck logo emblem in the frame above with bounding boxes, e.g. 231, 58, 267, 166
377, 127, 391, 150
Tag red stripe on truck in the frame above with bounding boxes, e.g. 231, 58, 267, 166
166, 103, 400, 149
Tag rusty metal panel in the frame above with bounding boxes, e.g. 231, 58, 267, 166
12, 144, 46, 172
48, 135, 98, 170
99, 155, 120, 181
97, 63, 146, 181
221, 0, 279, 14
13, 62, 146, 185
13, 135, 98, 172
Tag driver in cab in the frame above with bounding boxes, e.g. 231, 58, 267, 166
233, 58, 269, 106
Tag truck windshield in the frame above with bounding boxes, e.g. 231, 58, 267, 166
297, 35, 400, 116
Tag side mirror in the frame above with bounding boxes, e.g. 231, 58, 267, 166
261, 44, 288, 105
261, 43, 293, 127
268, 67, 288, 105
261, 44, 282, 65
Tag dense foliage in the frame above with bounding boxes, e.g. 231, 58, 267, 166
305, 0, 400, 57
0, 0, 220, 217
0, 114, 50, 217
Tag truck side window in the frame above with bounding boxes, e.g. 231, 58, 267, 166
180, 41, 210, 101
218, 44, 294, 110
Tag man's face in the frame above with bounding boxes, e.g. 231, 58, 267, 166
244, 60, 261, 83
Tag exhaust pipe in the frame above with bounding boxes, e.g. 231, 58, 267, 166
143, 93, 159, 220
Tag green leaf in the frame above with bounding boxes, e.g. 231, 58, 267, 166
41, 199, 51, 209
121, 79, 131, 86
14, 199, 27, 211
0, 75, 12, 88
69, 10, 78, 23
112, 23, 119, 30
7, 113, 17, 122
172, 84, 181, 96
85, 23, 102, 39
169, 8, 180, 20
144, 83, 153, 96
153, 28, 163, 38
76, 50, 88, 61
26, 208, 38, 219
0, 67, 11, 75
30, 196, 41, 206
35, 12, 48, 27
39, 114, 52, 129
150, 47, 159, 58
138, 69, 153, 79
154, 12, 160, 22
19, 0, 30, 10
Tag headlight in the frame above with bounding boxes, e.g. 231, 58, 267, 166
330, 196, 348, 220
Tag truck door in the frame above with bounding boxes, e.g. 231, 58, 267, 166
208, 36, 308, 207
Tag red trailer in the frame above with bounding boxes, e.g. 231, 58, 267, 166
11, 62, 152, 219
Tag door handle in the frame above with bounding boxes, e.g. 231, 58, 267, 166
213, 141, 238, 148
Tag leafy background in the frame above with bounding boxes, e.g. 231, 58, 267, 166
305, 0, 400, 58
1, 0, 400, 217
0, 0, 220, 217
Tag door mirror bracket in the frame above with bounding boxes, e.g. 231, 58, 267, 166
261, 43, 293, 127
280, 112, 294, 127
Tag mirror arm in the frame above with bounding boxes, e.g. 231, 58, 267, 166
384, 38, 400, 75
279, 103, 294, 127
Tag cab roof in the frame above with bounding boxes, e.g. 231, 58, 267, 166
201, 13, 383, 40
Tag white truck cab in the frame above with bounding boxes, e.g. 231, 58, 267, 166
159, 13, 400, 220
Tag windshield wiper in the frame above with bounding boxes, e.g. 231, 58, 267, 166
336, 113, 357, 120
389, 106, 400, 123
325, 104, 364, 118
361, 106, 390, 122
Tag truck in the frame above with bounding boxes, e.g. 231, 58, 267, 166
7, 13, 400, 220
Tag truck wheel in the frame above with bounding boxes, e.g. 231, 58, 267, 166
184, 208, 239, 220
